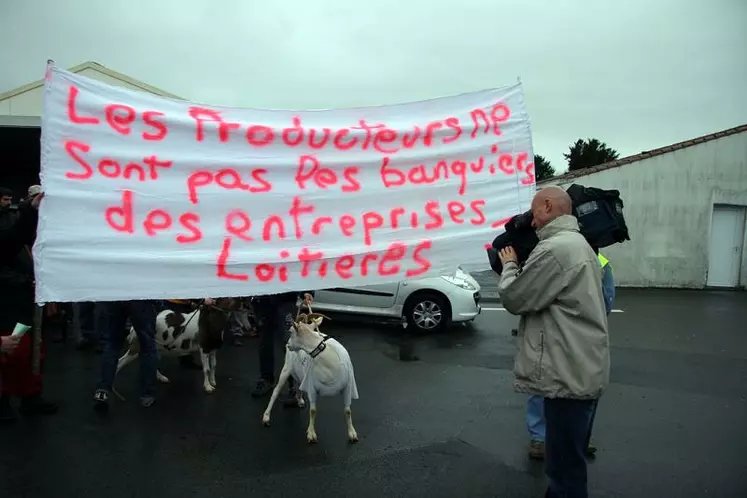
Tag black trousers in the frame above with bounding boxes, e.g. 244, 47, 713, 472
255, 299, 296, 382
544, 397, 596, 498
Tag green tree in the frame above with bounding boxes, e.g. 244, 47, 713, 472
534, 154, 555, 181
563, 138, 619, 171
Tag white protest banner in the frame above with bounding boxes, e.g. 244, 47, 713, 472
35, 65, 535, 303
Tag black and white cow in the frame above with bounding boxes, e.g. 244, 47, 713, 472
115, 298, 240, 394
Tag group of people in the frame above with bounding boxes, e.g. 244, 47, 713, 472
498, 185, 614, 498
0, 184, 313, 419
4, 181, 611, 497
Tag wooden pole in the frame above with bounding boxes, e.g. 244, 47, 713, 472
32, 305, 43, 375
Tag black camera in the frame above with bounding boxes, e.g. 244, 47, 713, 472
486, 183, 630, 275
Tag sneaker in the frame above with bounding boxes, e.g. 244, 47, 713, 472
528, 440, 545, 460
19, 394, 59, 416
0, 395, 16, 424
140, 396, 156, 408
93, 389, 110, 414
251, 378, 274, 398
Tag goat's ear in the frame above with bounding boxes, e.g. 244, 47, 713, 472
312, 316, 324, 327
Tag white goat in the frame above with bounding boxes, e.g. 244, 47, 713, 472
262, 311, 359, 444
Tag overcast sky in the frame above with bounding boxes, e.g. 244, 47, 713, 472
1, 0, 745, 171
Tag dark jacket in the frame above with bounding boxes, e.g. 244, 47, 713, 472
0, 203, 37, 289
0, 203, 38, 328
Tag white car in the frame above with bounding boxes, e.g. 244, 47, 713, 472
312, 267, 482, 332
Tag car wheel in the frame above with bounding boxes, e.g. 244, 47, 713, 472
404, 293, 449, 332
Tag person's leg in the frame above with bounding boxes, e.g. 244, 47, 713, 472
276, 301, 300, 406
4, 296, 57, 416
0, 389, 13, 423
601, 265, 615, 315
585, 398, 599, 457
76, 302, 99, 351
94, 302, 128, 411
226, 311, 243, 346
252, 301, 275, 397
527, 394, 546, 459
17, 329, 57, 415
544, 397, 595, 498
128, 300, 158, 406
0, 338, 20, 422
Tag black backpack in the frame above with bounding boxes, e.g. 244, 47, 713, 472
565, 184, 630, 249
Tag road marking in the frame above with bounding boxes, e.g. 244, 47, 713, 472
482, 307, 624, 313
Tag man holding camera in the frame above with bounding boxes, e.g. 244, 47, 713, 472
498, 186, 610, 498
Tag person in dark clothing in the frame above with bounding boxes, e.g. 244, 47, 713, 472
93, 300, 160, 411
0, 188, 12, 210
0, 188, 58, 422
250, 291, 313, 400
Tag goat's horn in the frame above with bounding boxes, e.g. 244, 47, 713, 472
307, 313, 331, 321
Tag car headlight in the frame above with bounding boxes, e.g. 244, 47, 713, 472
441, 275, 476, 291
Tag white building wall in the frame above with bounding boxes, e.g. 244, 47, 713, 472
546, 132, 747, 288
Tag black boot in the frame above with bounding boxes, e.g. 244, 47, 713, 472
0, 395, 16, 423
251, 378, 274, 398
19, 393, 59, 416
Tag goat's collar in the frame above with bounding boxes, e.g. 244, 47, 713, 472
308, 334, 331, 358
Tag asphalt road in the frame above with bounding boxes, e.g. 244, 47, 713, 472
1, 289, 746, 498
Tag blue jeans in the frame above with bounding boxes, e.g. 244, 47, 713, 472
601, 265, 615, 314
256, 299, 296, 381
75, 302, 102, 344
527, 394, 546, 442
544, 398, 596, 498
96, 301, 158, 398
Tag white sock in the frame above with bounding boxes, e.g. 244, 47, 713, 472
10, 323, 32, 338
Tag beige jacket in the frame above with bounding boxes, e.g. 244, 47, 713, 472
498, 215, 610, 400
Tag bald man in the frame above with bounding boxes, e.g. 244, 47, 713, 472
498, 186, 610, 498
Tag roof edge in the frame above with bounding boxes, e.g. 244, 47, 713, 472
0, 61, 182, 101
540, 123, 747, 184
